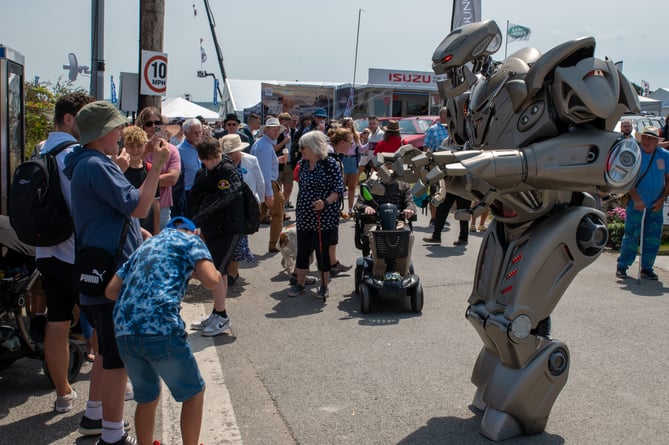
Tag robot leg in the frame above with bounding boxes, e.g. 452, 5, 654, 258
470, 345, 500, 411
477, 339, 569, 441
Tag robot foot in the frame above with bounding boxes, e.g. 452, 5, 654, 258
480, 407, 523, 442
471, 387, 486, 412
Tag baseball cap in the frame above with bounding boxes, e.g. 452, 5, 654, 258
165, 216, 197, 232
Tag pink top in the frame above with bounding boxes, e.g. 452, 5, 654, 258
347, 142, 358, 157
146, 143, 181, 208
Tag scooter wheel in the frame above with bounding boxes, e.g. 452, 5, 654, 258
43, 339, 84, 386
354, 265, 363, 293
410, 283, 424, 313
360, 284, 371, 314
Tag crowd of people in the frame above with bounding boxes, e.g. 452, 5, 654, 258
20, 99, 669, 445
9, 97, 451, 444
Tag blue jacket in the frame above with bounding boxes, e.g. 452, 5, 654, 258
64, 146, 142, 303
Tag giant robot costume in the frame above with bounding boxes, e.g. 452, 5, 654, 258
394, 20, 641, 440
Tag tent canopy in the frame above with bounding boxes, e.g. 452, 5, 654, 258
161, 97, 219, 120
638, 95, 662, 116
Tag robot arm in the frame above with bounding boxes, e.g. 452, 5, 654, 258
418, 130, 640, 194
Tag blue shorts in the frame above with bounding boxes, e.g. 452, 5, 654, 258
341, 156, 358, 175
116, 331, 205, 403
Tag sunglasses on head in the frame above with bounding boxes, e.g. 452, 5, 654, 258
144, 120, 162, 128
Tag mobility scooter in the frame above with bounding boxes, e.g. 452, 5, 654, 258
354, 184, 423, 314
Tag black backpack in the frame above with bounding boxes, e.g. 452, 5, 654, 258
241, 181, 260, 235
9, 141, 77, 246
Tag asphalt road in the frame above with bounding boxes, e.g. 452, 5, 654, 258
1, 205, 668, 444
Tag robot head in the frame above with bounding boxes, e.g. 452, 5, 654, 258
432, 20, 502, 99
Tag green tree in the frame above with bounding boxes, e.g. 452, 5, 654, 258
24, 77, 87, 157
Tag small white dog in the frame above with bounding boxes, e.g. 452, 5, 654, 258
278, 223, 299, 275
278, 223, 314, 274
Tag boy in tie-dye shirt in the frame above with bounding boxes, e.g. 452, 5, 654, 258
106, 216, 221, 445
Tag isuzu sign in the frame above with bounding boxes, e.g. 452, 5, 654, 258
368, 68, 437, 88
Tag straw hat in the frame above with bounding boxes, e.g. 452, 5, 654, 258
221, 134, 249, 154
259, 117, 286, 134
635, 126, 664, 142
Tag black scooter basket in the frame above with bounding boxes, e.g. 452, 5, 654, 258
372, 230, 410, 259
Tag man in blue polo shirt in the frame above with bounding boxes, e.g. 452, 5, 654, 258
251, 117, 287, 252
174, 118, 203, 217
423, 106, 449, 152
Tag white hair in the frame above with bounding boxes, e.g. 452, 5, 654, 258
182, 118, 202, 133
299, 131, 330, 159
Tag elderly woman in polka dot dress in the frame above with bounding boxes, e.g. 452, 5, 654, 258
287, 131, 344, 300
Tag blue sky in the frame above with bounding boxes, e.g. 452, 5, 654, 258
1, 0, 666, 101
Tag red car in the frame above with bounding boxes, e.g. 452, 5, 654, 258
355, 116, 439, 149
395, 116, 439, 149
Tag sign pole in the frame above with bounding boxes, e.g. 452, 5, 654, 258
90, 0, 105, 99
139, 0, 166, 112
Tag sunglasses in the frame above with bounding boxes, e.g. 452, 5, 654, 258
144, 120, 162, 128
225, 122, 239, 126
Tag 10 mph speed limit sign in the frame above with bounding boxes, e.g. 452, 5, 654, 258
140, 50, 168, 96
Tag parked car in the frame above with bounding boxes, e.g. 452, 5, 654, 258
354, 116, 439, 149
396, 116, 439, 149
614, 113, 664, 138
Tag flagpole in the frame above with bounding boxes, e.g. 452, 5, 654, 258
505, 20, 509, 59
352, 9, 363, 111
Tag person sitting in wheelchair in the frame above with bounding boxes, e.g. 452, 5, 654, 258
353, 163, 416, 279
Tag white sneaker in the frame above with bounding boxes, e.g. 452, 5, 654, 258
201, 314, 231, 337
54, 389, 77, 413
190, 312, 215, 330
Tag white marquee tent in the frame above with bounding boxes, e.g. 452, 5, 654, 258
161, 97, 219, 120
638, 95, 662, 116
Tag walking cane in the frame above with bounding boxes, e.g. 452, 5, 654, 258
637, 207, 647, 284
317, 209, 327, 301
